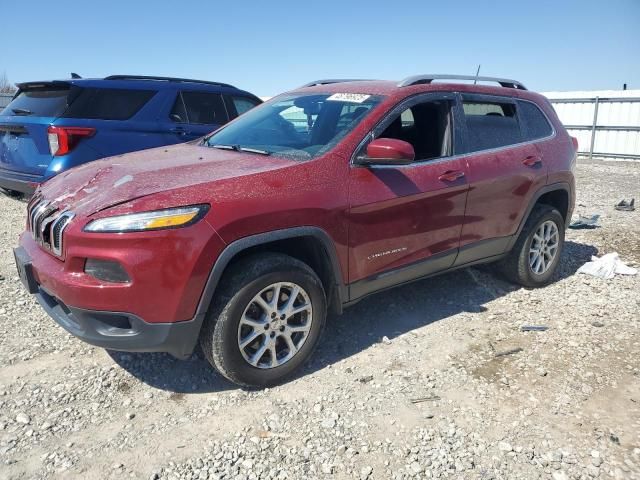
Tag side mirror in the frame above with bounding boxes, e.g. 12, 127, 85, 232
357, 138, 415, 166
170, 113, 184, 123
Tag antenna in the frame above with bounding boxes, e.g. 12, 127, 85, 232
474, 65, 481, 84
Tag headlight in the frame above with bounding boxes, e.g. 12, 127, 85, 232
84, 205, 209, 233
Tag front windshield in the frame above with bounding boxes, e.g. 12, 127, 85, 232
204, 93, 383, 160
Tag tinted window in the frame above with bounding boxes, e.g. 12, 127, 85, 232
463, 101, 522, 151
1, 87, 70, 117
63, 88, 156, 120
181, 92, 228, 125
519, 101, 553, 140
231, 96, 260, 116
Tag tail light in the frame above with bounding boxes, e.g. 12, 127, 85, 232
47, 126, 95, 156
571, 136, 579, 151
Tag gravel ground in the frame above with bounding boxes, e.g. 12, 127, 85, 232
0, 159, 639, 480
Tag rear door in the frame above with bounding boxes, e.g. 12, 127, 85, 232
455, 94, 547, 264
166, 91, 230, 140
0, 83, 70, 176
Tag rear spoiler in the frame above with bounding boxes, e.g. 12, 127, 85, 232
15, 80, 71, 90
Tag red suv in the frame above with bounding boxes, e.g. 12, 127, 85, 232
14, 75, 576, 387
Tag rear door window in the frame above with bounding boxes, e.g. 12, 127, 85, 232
1, 88, 70, 117
179, 91, 228, 125
518, 100, 553, 140
63, 88, 156, 120
462, 100, 523, 152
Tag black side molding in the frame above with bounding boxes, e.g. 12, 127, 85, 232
348, 249, 457, 303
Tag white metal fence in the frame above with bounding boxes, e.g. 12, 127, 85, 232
0, 93, 13, 109
544, 90, 640, 161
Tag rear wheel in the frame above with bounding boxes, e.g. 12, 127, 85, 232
0, 188, 23, 199
200, 253, 326, 388
499, 204, 565, 287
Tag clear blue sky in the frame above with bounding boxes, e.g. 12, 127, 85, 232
2, 0, 639, 95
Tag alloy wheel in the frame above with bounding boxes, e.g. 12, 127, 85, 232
528, 220, 559, 275
237, 282, 313, 369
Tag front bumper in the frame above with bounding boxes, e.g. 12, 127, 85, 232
14, 245, 206, 359
18, 219, 224, 323
15, 216, 226, 357
35, 286, 203, 359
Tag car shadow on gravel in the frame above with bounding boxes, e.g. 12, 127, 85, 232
108, 240, 597, 392
107, 349, 234, 393
300, 240, 598, 380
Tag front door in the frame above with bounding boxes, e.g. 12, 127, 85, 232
348, 93, 469, 299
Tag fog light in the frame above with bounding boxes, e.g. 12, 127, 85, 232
84, 259, 131, 283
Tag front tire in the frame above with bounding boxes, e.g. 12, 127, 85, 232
200, 253, 326, 388
499, 205, 565, 288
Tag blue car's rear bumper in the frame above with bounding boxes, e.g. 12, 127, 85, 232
0, 168, 41, 195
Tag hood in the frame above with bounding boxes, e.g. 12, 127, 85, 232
37, 142, 296, 216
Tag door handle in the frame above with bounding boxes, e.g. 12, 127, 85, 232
522, 155, 542, 167
438, 170, 465, 182
170, 126, 188, 136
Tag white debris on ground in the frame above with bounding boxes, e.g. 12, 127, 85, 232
577, 252, 638, 279
0, 158, 638, 480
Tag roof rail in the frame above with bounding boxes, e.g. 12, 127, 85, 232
398, 74, 527, 90
104, 75, 236, 89
299, 79, 372, 88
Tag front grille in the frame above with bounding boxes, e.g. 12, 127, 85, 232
27, 195, 75, 257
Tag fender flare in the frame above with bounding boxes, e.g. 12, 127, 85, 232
193, 226, 347, 321
506, 182, 572, 251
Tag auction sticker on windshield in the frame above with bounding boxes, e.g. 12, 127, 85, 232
326, 93, 371, 103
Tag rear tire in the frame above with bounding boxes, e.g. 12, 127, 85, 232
0, 188, 23, 199
199, 253, 326, 388
499, 204, 565, 288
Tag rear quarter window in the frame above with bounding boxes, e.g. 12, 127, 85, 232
463, 101, 523, 152
63, 88, 156, 120
518, 100, 553, 140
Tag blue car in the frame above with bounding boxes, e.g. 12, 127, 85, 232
0, 75, 262, 196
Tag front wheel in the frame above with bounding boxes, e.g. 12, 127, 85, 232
200, 253, 326, 388
499, 205, 565, 288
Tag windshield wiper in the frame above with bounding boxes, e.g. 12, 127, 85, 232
12, 108, 32, 116
238, 146, 270, 155
210, 144, 237, 151
210, 144, 270, 155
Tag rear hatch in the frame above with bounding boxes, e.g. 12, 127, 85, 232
0, 81, 157, 178
0, 82, 72, 176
